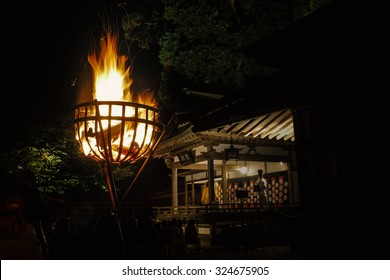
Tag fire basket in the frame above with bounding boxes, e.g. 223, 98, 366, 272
74, 100, 160, 164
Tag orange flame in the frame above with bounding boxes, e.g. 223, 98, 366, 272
88, 33, 132, 102
75, 32, 159, 162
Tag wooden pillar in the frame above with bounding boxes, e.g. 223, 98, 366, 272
207, 145, 215, 203
208, 160, 215, 203
172, 167, 178, 210
206, 143, 217, 246
191, 174, 195, 204
222, 160, 228, 204
184, 176, 188, 205
286, 161, 294, 205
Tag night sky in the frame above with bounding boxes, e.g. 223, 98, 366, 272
5, 1, 160, 126
3, 2, 89, 132
9, 1, 102, 120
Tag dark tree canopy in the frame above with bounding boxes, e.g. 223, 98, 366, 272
159, 0, 289, 91
120, 0, 332, 111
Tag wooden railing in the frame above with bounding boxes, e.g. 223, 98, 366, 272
153, 205, 207, 220
153, 203, 301, 221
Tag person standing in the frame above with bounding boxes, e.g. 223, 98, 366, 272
184, 219, 201, 253
200, 184, 209, 205
0, 173, 45, 259
255, 169, 269, 208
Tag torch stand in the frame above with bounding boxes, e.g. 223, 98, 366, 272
91, 102, 128, 259
103, 161, 128, 259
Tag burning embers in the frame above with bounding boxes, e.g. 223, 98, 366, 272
74, 33, 160, 163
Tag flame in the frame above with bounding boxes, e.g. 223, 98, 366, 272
75, 32, 159, 163
88, 33, 132, 102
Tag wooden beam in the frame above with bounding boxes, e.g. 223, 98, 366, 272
171, 152, 290, 169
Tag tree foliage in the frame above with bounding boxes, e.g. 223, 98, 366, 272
159, 0, 289, 90
0, 115, 136, 197
121, 0, 332, 94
